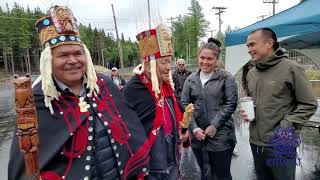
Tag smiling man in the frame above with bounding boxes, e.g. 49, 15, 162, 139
240, 28, 317, 180
8, 5, 150, 180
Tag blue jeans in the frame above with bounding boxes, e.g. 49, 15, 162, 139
250, 143, 296, 180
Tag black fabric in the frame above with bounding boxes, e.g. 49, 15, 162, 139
122, 75, 180, 174
192, 148, 212, 180
181, 69, 238, 152
193, 146, 234, 180
91, 116, 119, 180
172, 69, 192, 100
8, 74, 149, 180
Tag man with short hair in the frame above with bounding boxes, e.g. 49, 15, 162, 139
240, 27, 317, 180
8, 6, 149, 180
172, 58, 191, 100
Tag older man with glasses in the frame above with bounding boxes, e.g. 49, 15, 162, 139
173, 58, 192, 100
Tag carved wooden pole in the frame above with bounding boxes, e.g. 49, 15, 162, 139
14, 74, 40, 179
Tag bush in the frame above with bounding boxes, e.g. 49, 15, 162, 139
306, 70, 320, 80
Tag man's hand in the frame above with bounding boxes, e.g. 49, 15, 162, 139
193, 129, 206, 141
205, 125, 217, 138
239, 107, 250, 122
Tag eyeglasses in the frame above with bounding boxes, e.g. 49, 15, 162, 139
112, 70, 117, 72
178, 64, 185, 66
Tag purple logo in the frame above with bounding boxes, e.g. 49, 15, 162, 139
266, 126, 301, 167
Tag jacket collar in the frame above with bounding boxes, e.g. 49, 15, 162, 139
255, 47, 288, 71
190, 68, 225, 86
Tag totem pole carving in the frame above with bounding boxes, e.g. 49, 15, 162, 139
14, 74, 40, 179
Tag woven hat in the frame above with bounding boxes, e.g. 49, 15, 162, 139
35, 5, 82, 48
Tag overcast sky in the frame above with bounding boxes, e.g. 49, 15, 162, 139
1, 0, 301, 41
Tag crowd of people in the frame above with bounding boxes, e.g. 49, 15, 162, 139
8, 5, 317, 180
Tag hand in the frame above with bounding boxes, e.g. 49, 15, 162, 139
239, 107, 250, 122
118, 85, 123, 90
180, 130, 189, 142
205, 125, 217, 138
193, 129, 206, 141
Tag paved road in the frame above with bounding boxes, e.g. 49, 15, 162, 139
1, 83, 319, 180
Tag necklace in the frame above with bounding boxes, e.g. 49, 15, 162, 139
78, 96, 89, 112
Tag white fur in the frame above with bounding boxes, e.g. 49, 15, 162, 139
150, 59, 160, 98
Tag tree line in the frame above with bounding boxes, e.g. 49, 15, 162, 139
0, 2, 140, 75
0, 0, 230, 76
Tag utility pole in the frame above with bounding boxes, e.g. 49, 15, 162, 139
111, 3, 124, 69
147, 0, 151, 29
263, 0, 279, 16
212, 6, 227, 33
257, 15, 268, 21
208, 30, 217, 37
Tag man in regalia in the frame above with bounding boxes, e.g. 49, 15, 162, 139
8, 5, 150, 180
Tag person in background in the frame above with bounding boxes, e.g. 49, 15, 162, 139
111, 67, 126, 90
181, 37, 238, 180
240, 27, 317, 180
172, 58, 192, 100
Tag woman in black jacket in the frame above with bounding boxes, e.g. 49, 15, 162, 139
181, 38, 238, 180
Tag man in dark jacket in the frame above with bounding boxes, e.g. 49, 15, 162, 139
172, 58, 191, 100
240, 28, 317, 180
123, 25, 189, 180
8, 6, 149, 180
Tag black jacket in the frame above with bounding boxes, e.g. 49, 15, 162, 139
181, 69, 238, 151
172, 69, 192, 100
122, 75, 180, 173
8, 74, 149, 180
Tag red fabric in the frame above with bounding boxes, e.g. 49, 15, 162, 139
137, 74, 183, 147
136, 173, 145, 180
96, 79, 132, 155
123, 141, 150, 180
96, 78, 150, 180
50, 95, 90, 179
40, 171, 64, 180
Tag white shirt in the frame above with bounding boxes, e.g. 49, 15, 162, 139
200, 71, 214, 87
